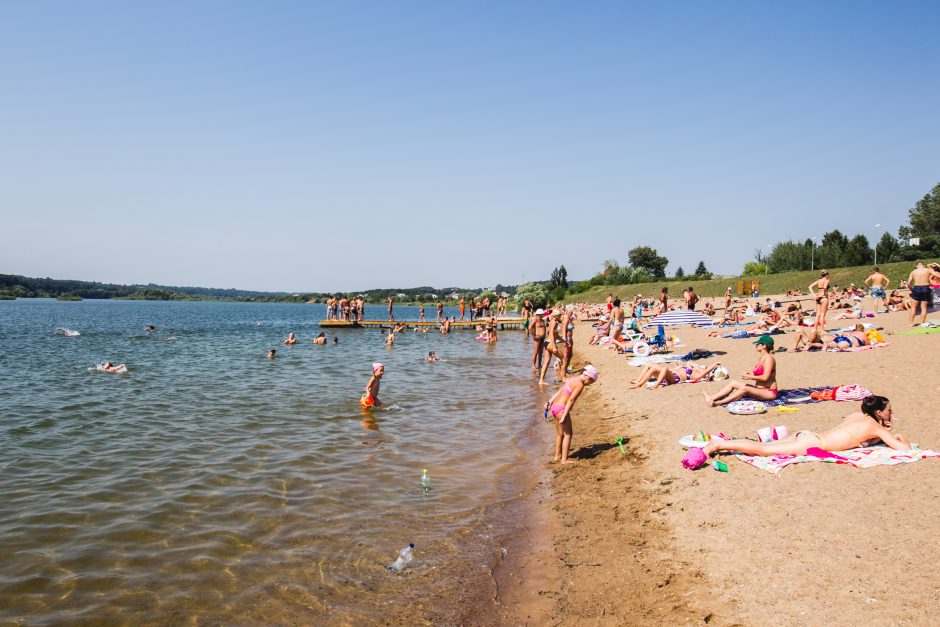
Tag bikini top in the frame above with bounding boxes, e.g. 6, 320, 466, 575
753, 363, 765, 376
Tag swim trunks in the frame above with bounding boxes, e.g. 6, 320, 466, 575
870, 286, 886, 299
911, 285, 932, 302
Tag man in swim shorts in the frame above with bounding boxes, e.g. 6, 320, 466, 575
864, 266, 890, 313
907, 262, 940, 326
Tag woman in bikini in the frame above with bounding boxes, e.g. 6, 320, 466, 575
792, 325, 826, 351
630, 362, 721, 389
699, 395, 910, 457
704, 334, 778, 406
824, 323, 870, 350
808, 269, 831, 327
544, 365, 599, 463
538, 311, 565, 385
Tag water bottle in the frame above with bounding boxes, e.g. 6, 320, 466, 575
421, 469, 431, 491
387, 543, 415, 572
712, 460, 729, 472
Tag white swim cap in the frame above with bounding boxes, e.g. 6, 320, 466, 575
582, 365, 599, 380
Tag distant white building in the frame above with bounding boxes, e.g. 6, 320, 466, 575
396, 293, 408, 298
447, 292, 460, 300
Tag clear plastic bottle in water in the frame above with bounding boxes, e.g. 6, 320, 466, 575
421, 469, 431, 491
388, 543, 415, 572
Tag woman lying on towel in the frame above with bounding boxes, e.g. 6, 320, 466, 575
704, 335, 777, 406
699, 395, 910, 457
824, 323, 870, 350
630, 362, 721, 389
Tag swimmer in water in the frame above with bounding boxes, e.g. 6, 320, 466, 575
145, 325, 156, 332
333, 337, 339, 345
267, 348, 276, 359
101, 361, 127, 372
385, 329, 395, 345
363, 363, 384, 408
427, 351, 440, 362
283, 332, 297, 345
312, 332, 327, 345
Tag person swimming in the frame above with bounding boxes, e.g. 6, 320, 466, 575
100, 361, 128, 373
313, 332, 327, 345
427, 351, 440, 362
362, 363, 384, 409
283, 332, 297, 345
267, 348, 276, 359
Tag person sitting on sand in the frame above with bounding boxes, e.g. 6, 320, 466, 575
544, 365, 599, 464
699, 395, 910, 457
283, 332, 297, 345
101, 361, 127, 372
313, 332, 327, 345
792, 326, 826, 352
824, 323, 870, 350
752, 305, 781, 332
831, 302, 864, 320
704, 335, 778, 406
630, 362, 721, 389
702, 300, 716, 317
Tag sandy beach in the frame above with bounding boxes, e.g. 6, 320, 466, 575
493, 299, 940, 625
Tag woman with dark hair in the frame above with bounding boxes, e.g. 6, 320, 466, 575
699, 396, 911, 457
808, 270, 831, 328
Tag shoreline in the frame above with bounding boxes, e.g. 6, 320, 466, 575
498, 297, 940, 624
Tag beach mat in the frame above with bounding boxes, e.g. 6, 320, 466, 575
837, 342, 892, 352
900, 326, 940, 336
763, 387, 831, 407
733, 445, 940, 474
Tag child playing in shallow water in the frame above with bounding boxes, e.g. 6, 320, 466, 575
362, 363, 384, 409
544, 365, 599, 464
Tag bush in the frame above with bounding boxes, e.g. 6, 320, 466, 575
515, 282, 550, 309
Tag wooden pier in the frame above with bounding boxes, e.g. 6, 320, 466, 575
319, 317, 527, 330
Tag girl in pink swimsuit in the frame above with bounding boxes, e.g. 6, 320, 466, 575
544, 365, 599, 464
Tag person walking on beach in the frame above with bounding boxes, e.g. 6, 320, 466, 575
658, 287, 669, 314
686, 286, 699, 311
864, 266, 891, 314
362, 363, 384, 409
723, 287, 733, 314
544, 365, 599, 464
539, 311, 564, 386
808, 270, 831, 327
907, 261, 940, 326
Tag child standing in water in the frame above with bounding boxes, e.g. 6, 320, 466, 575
544, 365, 599, 464
362, 363, 384, 409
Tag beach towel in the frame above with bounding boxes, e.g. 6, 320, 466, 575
900, 326, 940, 336
762, 387, 832, 407
627, 355, 683, 367
836, 342, 892, 352
733, 445, 940, 474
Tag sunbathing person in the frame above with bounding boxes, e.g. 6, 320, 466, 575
704, 335, 777, 406
699, 395, 910, 457
824, 324, 870, 350
630, 362, 721, 389
792, 326, 826, 351
752, 306, 781, 332
831, 303, 864, 320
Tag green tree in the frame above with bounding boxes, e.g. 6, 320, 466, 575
693, 261, 711, 279
842, 234, 873, 267
674, 266, 685, 278
627, 246, 668, 279
515, 282, 550, 309
875, 232, 900, 264
900, 182, 940, 241
550, 265, 569, 289
742, 261, 767, 276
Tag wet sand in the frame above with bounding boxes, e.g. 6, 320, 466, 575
491, 301, 940, 625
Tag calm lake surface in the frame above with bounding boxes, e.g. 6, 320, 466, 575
0, 300, 547, 624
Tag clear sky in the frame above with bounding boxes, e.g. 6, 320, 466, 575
2, 1, 938, 293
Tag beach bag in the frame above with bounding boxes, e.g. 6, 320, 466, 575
835, 384, 872, 402
866, 329, 886, 344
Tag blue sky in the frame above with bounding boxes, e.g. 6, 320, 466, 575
2, 1, 938, 292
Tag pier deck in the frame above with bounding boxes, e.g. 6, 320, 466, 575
319, 318, 527, 330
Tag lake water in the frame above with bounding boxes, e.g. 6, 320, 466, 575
0, 299, 547, 624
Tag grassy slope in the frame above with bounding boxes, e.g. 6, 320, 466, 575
571, 258, 940, 303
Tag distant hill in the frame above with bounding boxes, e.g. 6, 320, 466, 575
0, 274, 521, 303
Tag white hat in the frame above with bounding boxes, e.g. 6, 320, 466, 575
535, 308, 544, 315
582, 365, 599, 380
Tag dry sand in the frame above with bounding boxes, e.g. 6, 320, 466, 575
493, 301, 940, 626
